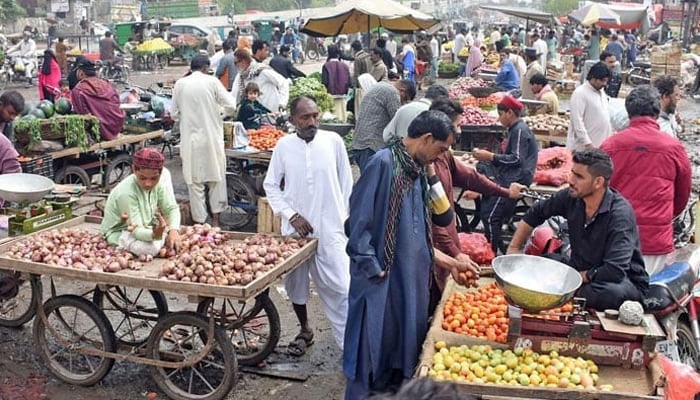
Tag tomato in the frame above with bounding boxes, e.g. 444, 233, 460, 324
442, 282, 510, 344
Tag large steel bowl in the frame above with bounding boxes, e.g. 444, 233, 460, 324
0, 173, 55, 203
492, 254, 582, 312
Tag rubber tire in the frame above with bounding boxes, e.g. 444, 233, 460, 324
196, 292, 281, 366
244, 164, 268, 196
677, 321, 700, 370
306, 49, 319, 61
147, 311, 237, 400
102, 153, 132, 190
55, 165, 91, 189
220, 174, 257, 230
92, 287, 168, 347
33, 295, 117, 386
0, 273, 41, 328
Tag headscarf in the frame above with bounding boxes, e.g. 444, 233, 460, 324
133, 148, 164, 170
465, 39, 484, 77
383, 138, 433, 273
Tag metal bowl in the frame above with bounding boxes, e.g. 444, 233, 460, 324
492, 254, 582, 312
0, 173, 55, 203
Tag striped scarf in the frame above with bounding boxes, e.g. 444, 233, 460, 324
383, 138, 434, 273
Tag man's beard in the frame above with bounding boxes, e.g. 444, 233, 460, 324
666, 103, 676, 115
297, 126, 317, 140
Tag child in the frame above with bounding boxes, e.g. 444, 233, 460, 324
237, 82, 273, 130
58, 79, 71, 102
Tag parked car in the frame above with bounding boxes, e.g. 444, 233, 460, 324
168, 24, 211, 39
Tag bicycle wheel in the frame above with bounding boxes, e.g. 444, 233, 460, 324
220, 174, 257, 230
33, 295, 117, 386
196, 291, 280, 366
244, 164, 268, 196
92, 286, 168, 347
147, 312, 237, 400
102, 153, 132, 190
0, 272, 40, 328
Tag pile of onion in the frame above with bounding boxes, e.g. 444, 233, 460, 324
4, 228, 145, 273
159, 230, 308, 286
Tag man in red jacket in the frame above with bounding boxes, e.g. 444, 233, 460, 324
601, 85, 692, 276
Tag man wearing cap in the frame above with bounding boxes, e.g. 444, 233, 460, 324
269, 45, 306, 80
71, 60, 125, 141
101, 148, 181, 257
494, 42, 519, 91
521, 47, 543, 100
7, 31, 37, 84
474, 96, 538, 254
172, 55, 237, 227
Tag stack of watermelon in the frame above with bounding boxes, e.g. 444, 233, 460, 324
21, 98, 72, 120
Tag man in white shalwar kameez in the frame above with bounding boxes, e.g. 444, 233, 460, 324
171, 55, 237, 226
231, 48, 289, 112
263, 96, 352, 355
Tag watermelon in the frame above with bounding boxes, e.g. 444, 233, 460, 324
38, 100, 54, 118
54, 98, 72, 115
30, 108, 45, 119
22, 102, 32, 116
22, 114, 37, 120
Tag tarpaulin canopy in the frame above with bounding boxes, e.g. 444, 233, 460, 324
569, 3, 621, 26
596, 2, 654, 34
479, 5, 559, 26
300, 0, 439, 37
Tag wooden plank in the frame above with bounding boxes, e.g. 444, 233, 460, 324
595, 312, 665, 338
535, 133, 567, 143
0, 216, 317, 301
50, 130, 164, 159
257, 197, 281, 235
225, 149, 272, 162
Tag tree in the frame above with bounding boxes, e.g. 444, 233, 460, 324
0, 0, 26, 20
542, 0, 578, 18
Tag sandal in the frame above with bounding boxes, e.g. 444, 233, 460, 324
287, 331, 314, 357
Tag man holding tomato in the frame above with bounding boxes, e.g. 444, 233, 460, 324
263, 96, 353, 356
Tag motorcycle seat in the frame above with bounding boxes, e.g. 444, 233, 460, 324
644, 261, 695, 311
634, 61, 652, 69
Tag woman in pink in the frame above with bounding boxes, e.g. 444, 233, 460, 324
38, 50, 61, 102
464, 39, 484, 78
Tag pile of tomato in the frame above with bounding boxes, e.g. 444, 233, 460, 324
460, 93, 500, 109
248, 126, 285, 151
442, 282, 509, 343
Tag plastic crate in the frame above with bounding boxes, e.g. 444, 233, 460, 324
459, 125, 504, 152
19, 154, 54, 180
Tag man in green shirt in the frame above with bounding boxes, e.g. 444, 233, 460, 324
101, 148, 181, 256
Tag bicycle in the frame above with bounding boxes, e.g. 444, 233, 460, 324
221, 157, 267, 230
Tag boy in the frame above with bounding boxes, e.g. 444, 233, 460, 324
237, 82, 274, 129
58, 79, 71, 102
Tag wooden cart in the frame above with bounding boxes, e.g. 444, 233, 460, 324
222, 149, 272, 230
0, 215, 317, 400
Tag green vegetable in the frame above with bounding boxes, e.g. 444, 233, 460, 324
289, 77, 334, 113
307, 72, 322, 82
54, 98, 72, 115
438, 62, 460, 73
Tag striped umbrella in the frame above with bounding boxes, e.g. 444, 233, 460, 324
569, 3, 621, 26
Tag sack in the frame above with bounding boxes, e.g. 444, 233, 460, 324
658, 355, 700, 400
458, 232, 496, 265
13, 59, 25, 72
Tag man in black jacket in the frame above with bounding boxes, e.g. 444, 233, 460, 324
473, 96, 539, 254
269, 45, 306, 80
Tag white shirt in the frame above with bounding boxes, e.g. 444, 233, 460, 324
231, 66, 289, 112
382, 98, 431, 143
465, 32, 474, 48
386, 40, 397, 57
533, 39, 548, 69
430, 38, 439, 59
8, 38, 36, 58
490, 30, 501, 45
658, 112, 681, 139
171, 71, 237, 185
567, 81, 613, 151
210, 50, 225, 71
453, 33, 466, 57
510, 54, 527, 79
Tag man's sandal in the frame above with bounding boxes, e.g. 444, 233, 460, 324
287, 331, 314, 357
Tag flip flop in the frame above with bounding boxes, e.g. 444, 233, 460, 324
287, 331, 314, 357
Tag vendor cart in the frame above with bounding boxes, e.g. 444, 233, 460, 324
0, 215, 317, 400
223, 149, 272, 230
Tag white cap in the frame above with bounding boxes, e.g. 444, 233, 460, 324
380, 32, 389, 38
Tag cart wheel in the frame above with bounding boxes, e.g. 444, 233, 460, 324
677, 322, 700, 370
220, 174, 257, 230
196, 292, 280, 366
0, 272, 41, 328
92, 286, 168, 347
33, 295, 117, 386
55, 165, 91, 190
102, 153, 132, 190
147, 311, 237, 400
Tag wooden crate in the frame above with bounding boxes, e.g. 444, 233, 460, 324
257, 197, 281, 235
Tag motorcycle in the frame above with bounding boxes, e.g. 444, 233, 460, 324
0, 55, 36, 88
305, 38, 327, 61
627, 61, 652, 87
97, 57, 130, 84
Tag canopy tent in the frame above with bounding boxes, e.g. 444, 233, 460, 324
300, 0, 439, 37
479, 5, 559, 27
595, 2, 654, 34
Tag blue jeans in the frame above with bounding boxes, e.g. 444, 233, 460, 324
352, 148, 376, 174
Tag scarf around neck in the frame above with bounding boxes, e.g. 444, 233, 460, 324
383, 138, 433, 273
535, 84, 553, 101
237, 61, 270, 103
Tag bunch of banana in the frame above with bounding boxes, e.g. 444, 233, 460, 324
135, 38, 174, 55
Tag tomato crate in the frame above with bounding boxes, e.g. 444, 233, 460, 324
19, 154, 54, 180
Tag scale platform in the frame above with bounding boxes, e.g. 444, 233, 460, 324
2, 199, 75, 236
507, 298, 665, 369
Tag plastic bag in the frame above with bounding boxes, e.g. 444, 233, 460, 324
232, 122, 248, 149
609, 98, 630, 132
458, 232, 495, 265
658, 354, 700, 400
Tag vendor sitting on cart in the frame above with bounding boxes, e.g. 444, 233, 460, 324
507, 149, 649, 311
71, 59, 125, 141
101, 148, 181, 257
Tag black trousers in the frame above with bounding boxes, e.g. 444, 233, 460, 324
480, 195, 517, 254
577, 278, 643, 311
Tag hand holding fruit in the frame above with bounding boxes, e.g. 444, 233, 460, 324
290, 213, 314, 237
453, 253, 480, 287
473, 149, 494, 162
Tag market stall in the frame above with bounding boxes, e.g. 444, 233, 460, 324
0, 215, 317, 400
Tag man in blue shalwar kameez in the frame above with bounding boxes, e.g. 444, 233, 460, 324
343, 110, 473, 399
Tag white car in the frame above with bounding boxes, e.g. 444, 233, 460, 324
92, 22, 110, 37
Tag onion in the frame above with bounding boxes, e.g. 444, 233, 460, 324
181, 276, 191, 282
